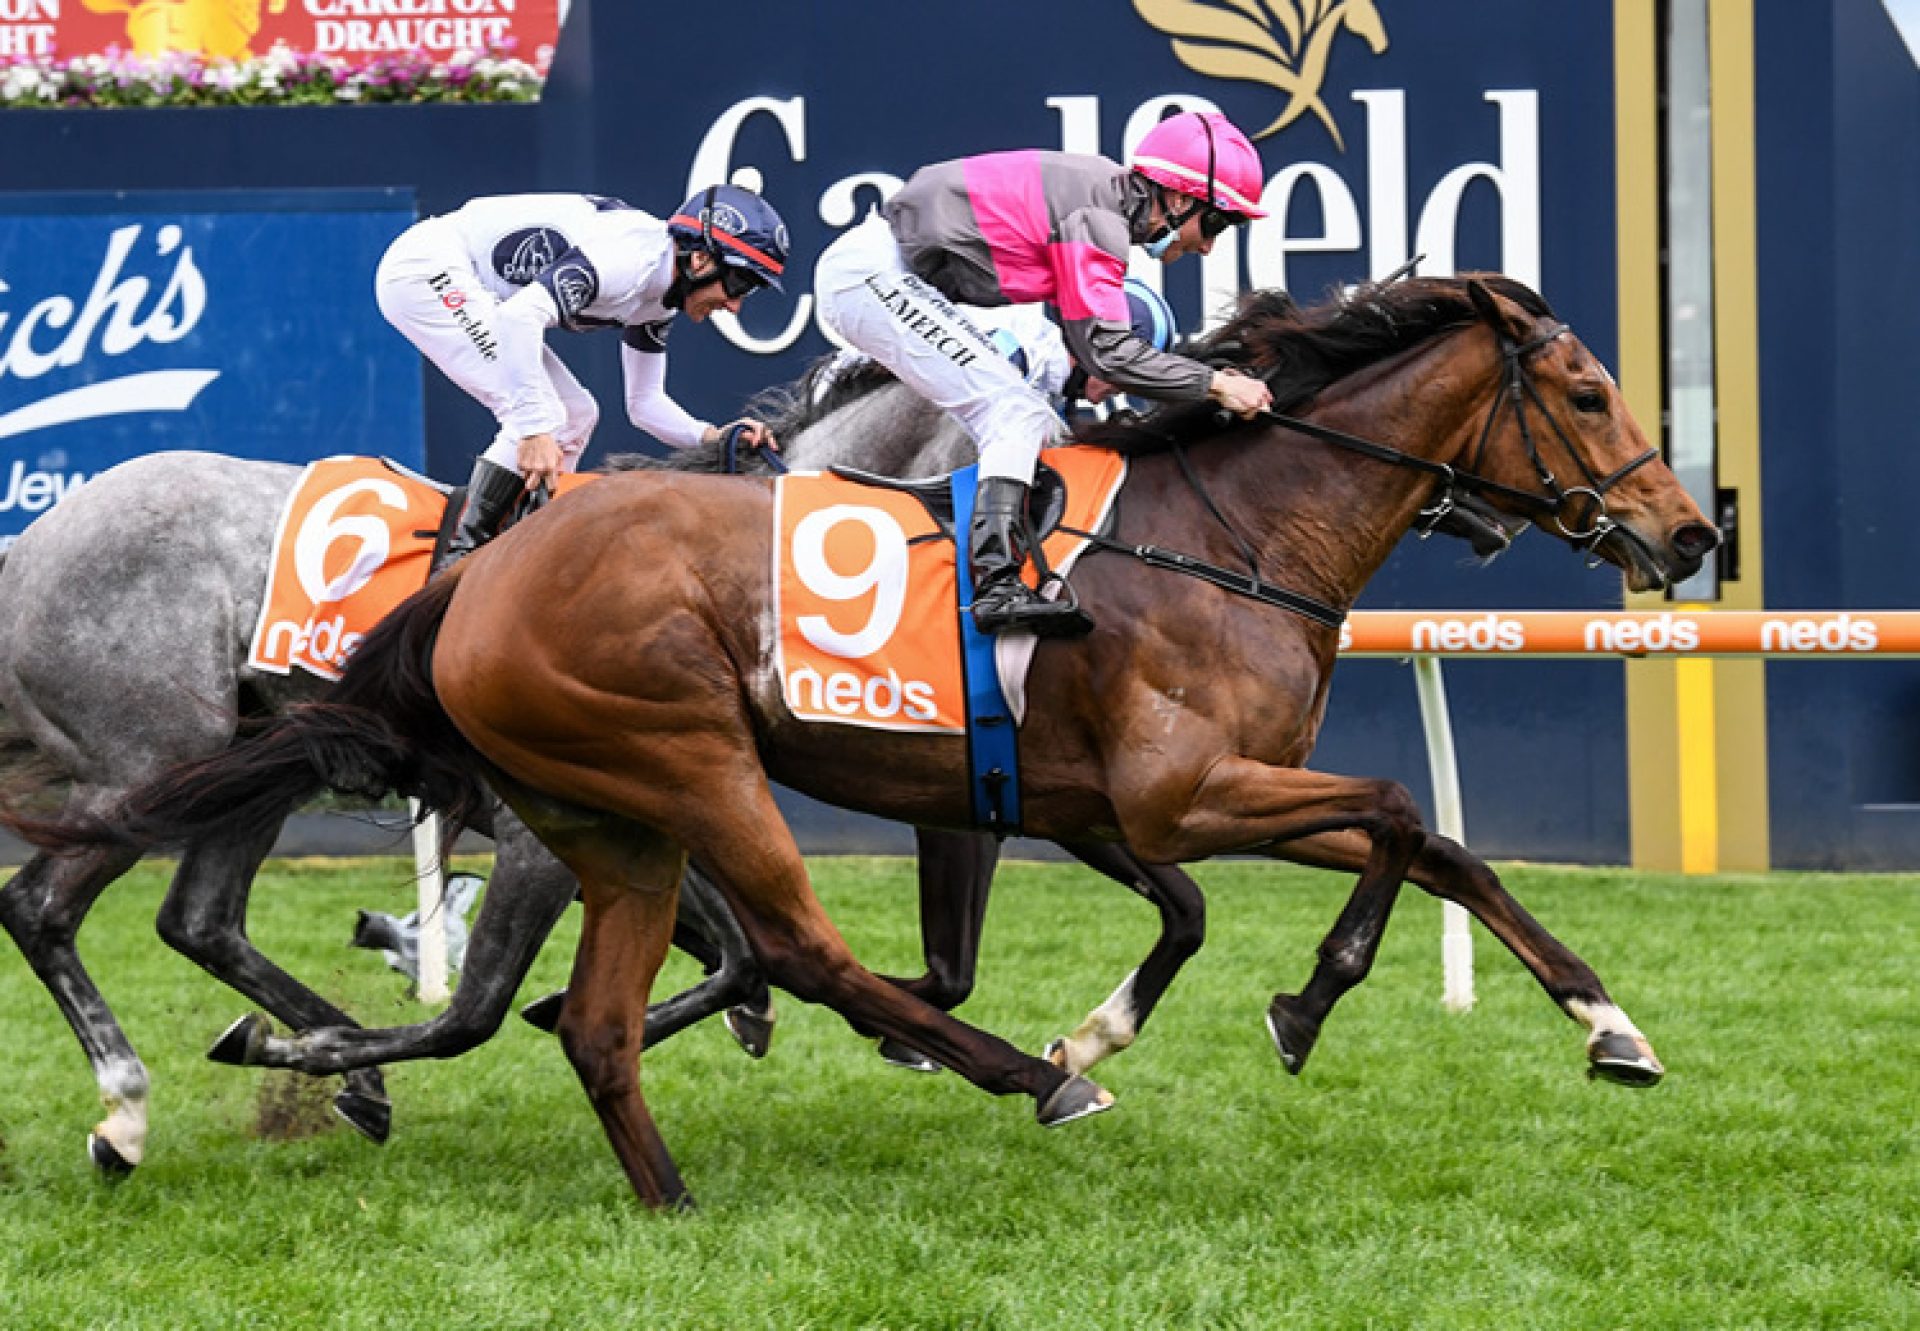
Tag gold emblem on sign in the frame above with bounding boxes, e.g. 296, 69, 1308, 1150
1132, 0, 1389, 148
81, 0, 288, 61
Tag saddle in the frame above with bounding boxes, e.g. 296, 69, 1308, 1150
829, 461, 1072, 543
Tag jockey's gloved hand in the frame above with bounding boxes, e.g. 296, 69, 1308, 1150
705, 418, 779, 453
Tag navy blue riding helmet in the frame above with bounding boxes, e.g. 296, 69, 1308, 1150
994, 277, 1178, 382
1046, 277, 1180, 403
667, 183, 790, 295
1122, 276, 1177, 353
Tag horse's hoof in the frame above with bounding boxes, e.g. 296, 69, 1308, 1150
1035, 1074, 1114, 1127
722, 1006, 775, 1059
519, 990, 565, 1034
1265, 995, 1318, 1075
86, 1131, 136, 1178
333, 1088, 393, 1144
207, 1013, 271, 1066
1587, 1032, 1665, 1087
876, 1037, 941, 1073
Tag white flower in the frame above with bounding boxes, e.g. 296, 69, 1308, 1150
4, 65, 53, 101
263, 41, 300, 77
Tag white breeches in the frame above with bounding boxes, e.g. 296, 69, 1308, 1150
814, 212, 1061, 483
374, 217, 595, 478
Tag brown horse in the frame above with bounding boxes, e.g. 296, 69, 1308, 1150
11, 275, 1717, 1208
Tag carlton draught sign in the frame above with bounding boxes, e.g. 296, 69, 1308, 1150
0, 190, 421, 554
0, 1, 560, 68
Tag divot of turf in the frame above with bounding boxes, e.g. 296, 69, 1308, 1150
252, 1072, 337, 1143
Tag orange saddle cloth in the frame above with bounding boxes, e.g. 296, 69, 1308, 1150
773, 445, 1128, 733
247, 457, 447, 681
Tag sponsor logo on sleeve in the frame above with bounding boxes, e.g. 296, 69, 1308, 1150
492, 227, 570, 286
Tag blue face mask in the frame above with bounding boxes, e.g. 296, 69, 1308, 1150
1142, 228, 1177, 260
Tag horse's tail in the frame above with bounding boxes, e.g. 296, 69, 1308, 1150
0, 571, 490, 856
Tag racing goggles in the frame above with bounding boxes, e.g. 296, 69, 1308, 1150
715, 263, 767, 299
1199, 205, 1247, 240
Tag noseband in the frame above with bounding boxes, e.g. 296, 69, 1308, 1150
1458, 321, 1660, 566
1235, 310, 1666, 581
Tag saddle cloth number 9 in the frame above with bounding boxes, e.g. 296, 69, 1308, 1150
775, 475, 965, 733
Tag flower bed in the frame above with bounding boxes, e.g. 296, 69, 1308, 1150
0, 44, 543, 109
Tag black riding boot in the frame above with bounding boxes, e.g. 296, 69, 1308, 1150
967, 477, 1094, 637
431, 458, 525, 577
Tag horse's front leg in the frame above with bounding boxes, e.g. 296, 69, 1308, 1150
861, 827, 1001, 1073
1120, 756, 1429, 1070
0, 828, 150, 1173
1042, 843, 1207, 1077
1276, 829, 1664, 1086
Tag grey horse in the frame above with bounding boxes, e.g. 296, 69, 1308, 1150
0, 360, 1216, 1173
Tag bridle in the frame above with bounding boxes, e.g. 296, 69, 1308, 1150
1059, 299, 1674, 629
1458, 318, 1662, 562
1241, 311, 1665, 578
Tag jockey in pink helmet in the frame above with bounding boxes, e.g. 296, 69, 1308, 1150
814, 109, 1273, 638
1131, 110, 1270, 257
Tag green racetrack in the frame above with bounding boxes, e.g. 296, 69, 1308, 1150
0, 855, 1914, 1329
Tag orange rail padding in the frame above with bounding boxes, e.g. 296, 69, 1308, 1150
1337, 611, 1920, 657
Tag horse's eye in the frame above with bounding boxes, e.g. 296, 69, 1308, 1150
1571, 390, 1608, 414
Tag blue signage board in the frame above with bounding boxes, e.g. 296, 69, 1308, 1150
0, 189, 422, 553
616, 0, 1617, 487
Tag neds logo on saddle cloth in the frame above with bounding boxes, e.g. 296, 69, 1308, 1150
775, 447, 1127, 733
248, 457, 445, 681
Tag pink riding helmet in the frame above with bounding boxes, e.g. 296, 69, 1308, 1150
1130, 111, 1270, 219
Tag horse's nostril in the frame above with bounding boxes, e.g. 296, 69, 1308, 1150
1671, 523, 1721, 562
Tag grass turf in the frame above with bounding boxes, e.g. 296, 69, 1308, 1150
0, 855, 1914, 1329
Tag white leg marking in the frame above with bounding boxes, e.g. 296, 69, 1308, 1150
1567, 999, 1644, 1041
94, 1055, 151, 1166
1055, 970, 1141, 1075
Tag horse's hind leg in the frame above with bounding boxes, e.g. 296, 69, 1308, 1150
539, 818, 692, 1209
637, 860, 775, 1055
1043, 843, 1207, 1077
1272, 829, 1663, 1085
517, 858, 777, 1058
154, 820, 391, 1141
682, 781, 1110, 1127
0, 833, 150, 1173
224, 815, 579, 1080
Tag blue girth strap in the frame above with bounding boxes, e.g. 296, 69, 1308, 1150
949, 465, 1022, 837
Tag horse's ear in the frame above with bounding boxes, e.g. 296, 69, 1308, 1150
1465, 278, 1507, 332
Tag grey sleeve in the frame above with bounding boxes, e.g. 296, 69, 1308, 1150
1053, 208, 1211, 402
1063, 320, 1214, 402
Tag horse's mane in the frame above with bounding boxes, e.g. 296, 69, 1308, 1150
603, 353, 901, 477
600, 273, 1556, 471
1077, 273, 1555, 455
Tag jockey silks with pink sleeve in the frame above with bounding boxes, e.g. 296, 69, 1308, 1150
814, 112, 1271, 637
883, 152, 1213, 404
